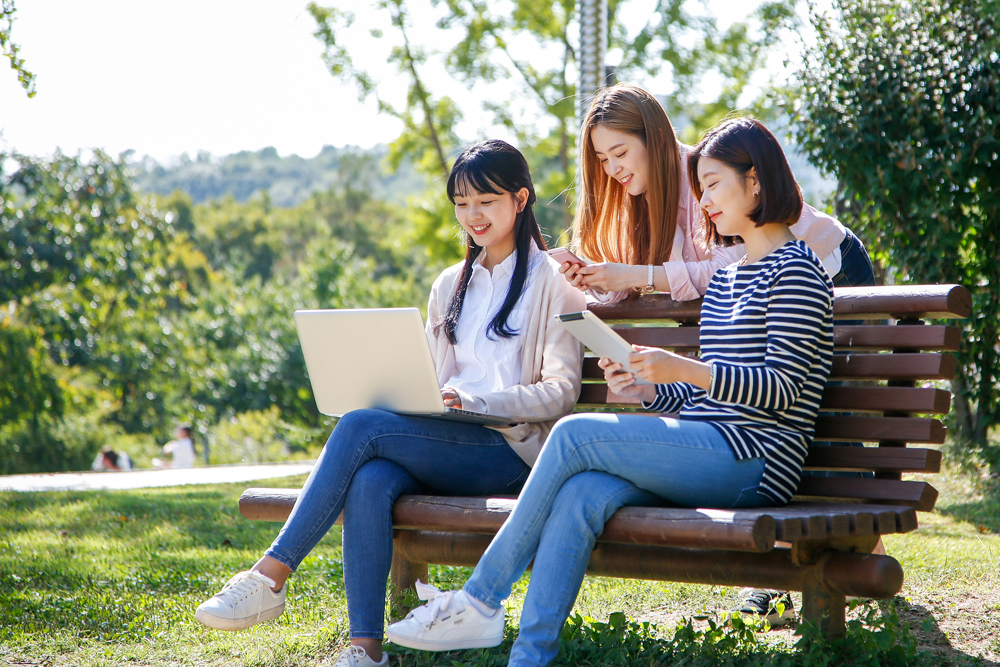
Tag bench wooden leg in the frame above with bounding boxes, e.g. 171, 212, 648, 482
800, 562, 846, 638
389, 544, 428, 619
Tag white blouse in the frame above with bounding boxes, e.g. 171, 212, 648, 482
445, 244, 544, 400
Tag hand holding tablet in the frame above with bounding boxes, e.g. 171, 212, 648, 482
555, 311, 649, 384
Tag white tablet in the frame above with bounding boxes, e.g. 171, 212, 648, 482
556, 311, 649, 384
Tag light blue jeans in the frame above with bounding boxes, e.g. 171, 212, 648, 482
462, 413, 774, 667
265, 409, 529, 639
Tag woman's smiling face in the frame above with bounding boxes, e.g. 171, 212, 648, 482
453, 186, 524, 258
590, 124, 650, 197
696, 156, 757, 239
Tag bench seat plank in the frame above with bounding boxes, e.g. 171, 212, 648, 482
239, 490, 779, 552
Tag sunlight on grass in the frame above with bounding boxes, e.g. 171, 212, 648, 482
2, 461, 997, 666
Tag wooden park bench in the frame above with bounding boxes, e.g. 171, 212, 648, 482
239, 283, 971, 638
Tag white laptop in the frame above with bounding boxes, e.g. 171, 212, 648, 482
293, 308, 515, 426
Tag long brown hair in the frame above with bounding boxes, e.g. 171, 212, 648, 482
572, 83, 682, 265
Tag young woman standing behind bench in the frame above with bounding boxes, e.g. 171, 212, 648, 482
560, 83, 873, 302
386, 118, 835, 667
195, 140, 585, 667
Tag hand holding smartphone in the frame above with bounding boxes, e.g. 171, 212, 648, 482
547, 247, 587, 266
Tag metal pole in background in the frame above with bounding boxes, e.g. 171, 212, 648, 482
577, 0, 608, 124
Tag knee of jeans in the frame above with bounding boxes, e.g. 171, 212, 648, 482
551, 472, 628, 537
546, 414, 596, 456
344, 459, 409, 512
327, 409, 384, 449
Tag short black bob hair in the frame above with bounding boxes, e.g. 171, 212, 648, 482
688, 117, 802, 247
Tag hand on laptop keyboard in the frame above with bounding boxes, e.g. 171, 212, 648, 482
441, 387, 463, 409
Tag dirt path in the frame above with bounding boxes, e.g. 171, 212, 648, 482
0, 462, 314, 492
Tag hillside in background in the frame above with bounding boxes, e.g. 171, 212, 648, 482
130, 145, 427, 207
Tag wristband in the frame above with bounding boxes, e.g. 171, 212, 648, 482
634, 265, 655, 294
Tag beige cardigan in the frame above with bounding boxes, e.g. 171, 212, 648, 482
426, 252, 586, 466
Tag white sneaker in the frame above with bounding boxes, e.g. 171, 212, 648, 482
195, 570, 286, 630
331, 645, 389, 667
385, 581, 504, 651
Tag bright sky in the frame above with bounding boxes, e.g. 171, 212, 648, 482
0, 0, 789, 164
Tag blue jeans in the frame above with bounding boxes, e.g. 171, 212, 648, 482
829, 227, 875, 288
265, 409, 529, 639
461, 413, 773, 667
811, 227, 878, 477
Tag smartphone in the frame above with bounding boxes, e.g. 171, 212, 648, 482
547, 247, 587, 266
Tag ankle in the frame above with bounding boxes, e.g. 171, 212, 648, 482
351, 638, 382, 662
462, 590, 499, 617
251, 556, 291, 592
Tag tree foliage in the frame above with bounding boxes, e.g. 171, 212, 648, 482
131, 145, 426, 208
307, 0, 798, 254
791, 0, 1000, 461
1, 147, 438, 473
0, 0, 35, 96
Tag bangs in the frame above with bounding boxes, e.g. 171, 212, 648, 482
448, 163, 505, 202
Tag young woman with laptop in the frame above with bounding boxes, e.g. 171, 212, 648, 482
195, 139, 585, 667
386, 118, 836, 666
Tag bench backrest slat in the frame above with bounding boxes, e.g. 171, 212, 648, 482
803, 447, 941, 474
581, 353, 958, 382
795, 477, 938, 512
611, 324, 961, 352
579, 385, 951, 415
813, 416, 945, 444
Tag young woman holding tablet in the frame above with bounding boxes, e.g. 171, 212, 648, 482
562, 83, 877, 621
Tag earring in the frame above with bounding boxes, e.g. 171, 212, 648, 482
753, 190, 760, 197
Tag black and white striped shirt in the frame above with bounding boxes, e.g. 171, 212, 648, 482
645, 240, 834, 503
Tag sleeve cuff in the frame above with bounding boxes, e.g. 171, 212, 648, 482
642, 385, 671, 412
457, 390, 487, 414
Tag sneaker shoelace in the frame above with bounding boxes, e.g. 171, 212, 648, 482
218, 571, 277, 622
408, 581, 460, 629
332, 645, 371, 667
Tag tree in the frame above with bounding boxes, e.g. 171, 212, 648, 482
1, 0, 35, 96
0, 315, 62, 429
791, 0, 1000, 463
1, 150, 207, 434
307, 0, 798, 253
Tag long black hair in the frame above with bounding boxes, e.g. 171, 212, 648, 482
441, 139, 548, 344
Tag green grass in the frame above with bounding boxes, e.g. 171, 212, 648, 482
1, 462, 997, 667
